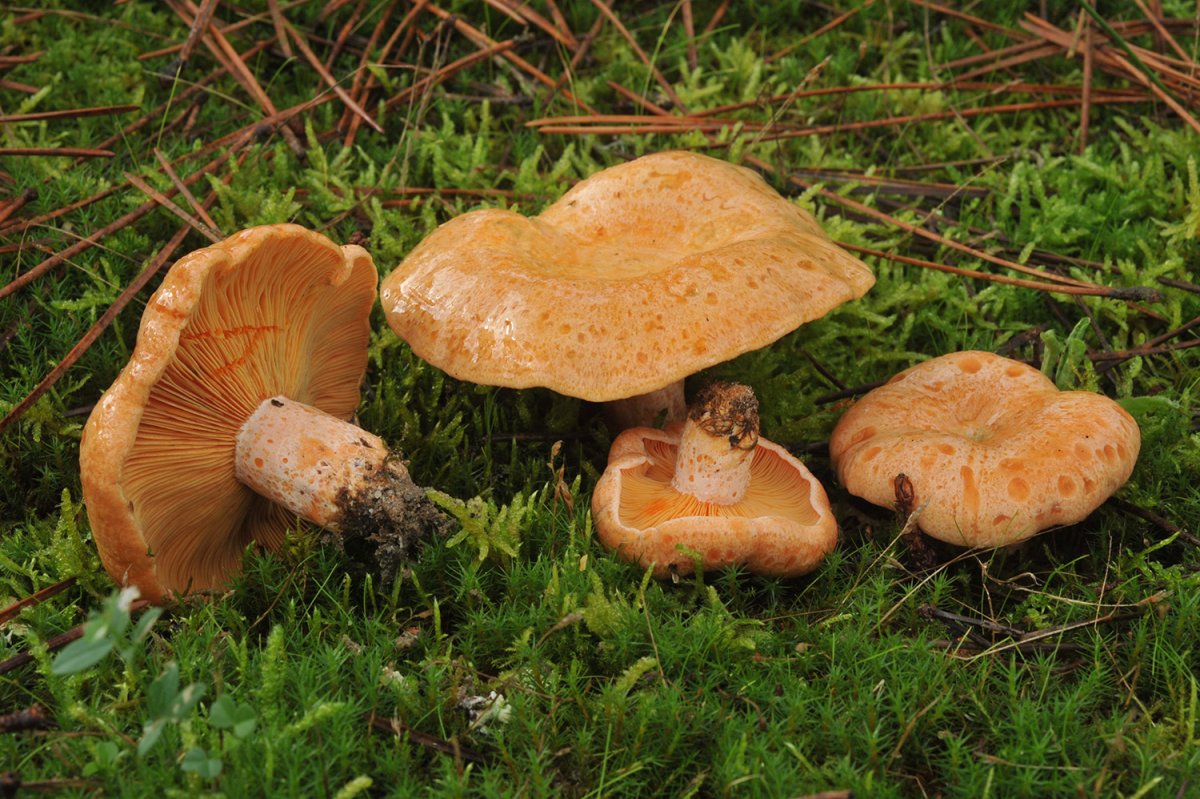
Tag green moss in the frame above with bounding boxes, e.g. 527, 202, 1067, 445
3, 2, 1200, 796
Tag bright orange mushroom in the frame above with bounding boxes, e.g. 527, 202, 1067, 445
591, 383, 838, 577
381, 151, 874, 430
79, 225, 441, 603
829, 350, 1141, 547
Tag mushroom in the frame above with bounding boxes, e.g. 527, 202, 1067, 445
591, 382, 838, 577
380, 151, 874, 430
79, 224, 441, 603
828, 350, 1141, 547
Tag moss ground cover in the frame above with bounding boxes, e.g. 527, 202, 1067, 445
2, 2, 1200, 796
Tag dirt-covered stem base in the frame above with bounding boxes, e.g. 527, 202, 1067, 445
235, 396, 443, 570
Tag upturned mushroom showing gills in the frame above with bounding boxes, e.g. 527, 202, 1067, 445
79, 224, 440, 604
381, 151, 875, 431
829, 351, 1141, 548
591, 382, 838, 578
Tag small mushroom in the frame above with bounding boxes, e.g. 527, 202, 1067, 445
828, 350, 1141, 547
80, 225, 441, 603
381, 151, 874, 430
591, 382, 838, 577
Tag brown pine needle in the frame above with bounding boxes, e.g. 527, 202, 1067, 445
0, 601, 151, 676
681, 0, 697, 70
702, 0, 730, 37
178, 0, 220, 64
0, 52, 43, 67
1021, 12, 1200, 135
171, 0, 305, 153
266, 0, 294, 57
543, 0, 608, 108
153, 149, 223, 235
424, 2, 594, 113
124, 172, 222, 243
769, 1, 875, 63
543, 0, 576, 48
480, 0, 527, 27
910, 0, 1029, 38
948, 44, 1063, 83
762, 159, 1149, 293
0, 578, 76, 626
0, 132, 249, 302
589, 0, 686, 111
138, 2, 301, 60
342, 0, 427, 147
0, 189, 36, 227
0, 147, 114, 158
1132, 0, 1195, 65
606, 80, 671, 115
280, 15, 383, 133
0, 161, 238, 435
324, 0, 366, 68
841, 242, 1156, 299
0, 105, 138, 124
529, 96, 1142, 138
383, 40, 516, 112
1080, 18, 1094, 151
0, 185, 120, 239
337, 0, 397, 134
0, 79, 39, 94
939, 39, 1047, 73
496, 0, 575, 49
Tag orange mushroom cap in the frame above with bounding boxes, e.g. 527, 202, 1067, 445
829, 351, 1141, 547
381, 151, 874, 402
79, 225, 377, 602
591, 384, 838, 577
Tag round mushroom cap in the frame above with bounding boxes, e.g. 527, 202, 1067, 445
381, 151, 874, 402
79, 224, 377, 602
829, 351, 1141, 547
591, 425, 838, 577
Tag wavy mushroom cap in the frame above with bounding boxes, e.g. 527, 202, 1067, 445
79, 225, 377, 602
381, 151, 874, 402
829, 351, 1141, 548
591, 425, 838, 577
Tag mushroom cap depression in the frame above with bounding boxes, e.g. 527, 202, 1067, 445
829, 351, 1141, 548
591, 425, 838, 577
381, 151, 874, 402
79, 225, 377, 602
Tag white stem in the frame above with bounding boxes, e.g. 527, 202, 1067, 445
235, 396, 402, 531
603, 380, 686, 431
669, 383, 759, 505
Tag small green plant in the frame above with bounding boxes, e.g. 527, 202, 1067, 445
51, 587, 161, 675
427, 489, 535, 563
50, 587, 258, 782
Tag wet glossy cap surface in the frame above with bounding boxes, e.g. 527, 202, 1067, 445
829, 351, 1141, 547
381, 151, 875, 401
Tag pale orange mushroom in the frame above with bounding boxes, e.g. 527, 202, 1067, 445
381, 151, 874, 430
829, 351, 1141, 548
80, 225, 439, 604
591, 382, 838, 577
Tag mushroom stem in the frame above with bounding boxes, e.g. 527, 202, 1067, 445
235, 395, 413, 531
602, 380, 687, 432
670, 383, 760, 505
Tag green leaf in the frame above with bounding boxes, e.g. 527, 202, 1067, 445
229, 704, 257, 739
147, 663, 180, 719
51, 635, 114, 675
210, 695, 257, 738
170, 682, 207, 721
138, 719, 166, 757
180, 746, 223, 779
